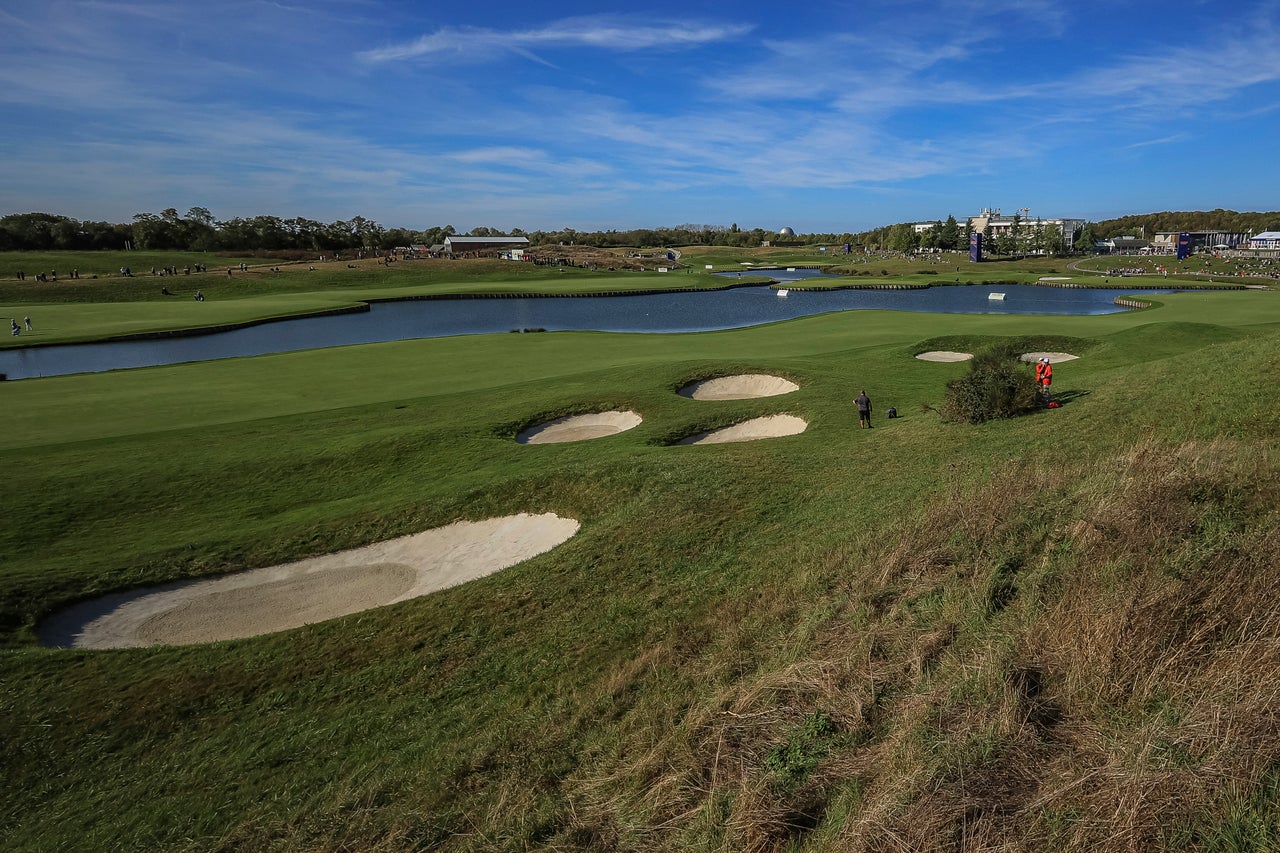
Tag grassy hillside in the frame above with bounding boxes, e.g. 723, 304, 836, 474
2, 255, 1280, 850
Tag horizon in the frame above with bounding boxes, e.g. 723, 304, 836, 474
4, 1, 1279, 233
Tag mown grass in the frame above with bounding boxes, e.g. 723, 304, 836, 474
0, 250, 282, 279
3, 254, 1280, 851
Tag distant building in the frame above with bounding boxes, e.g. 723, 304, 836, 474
1248, 231, 1280, 250
1152, 230, 1250, 253
967, 208, 1085, 252
442, 235, 530, 255
778, 226, 796, 237
1097, 236, 1151, 254
913, 221, 942, 233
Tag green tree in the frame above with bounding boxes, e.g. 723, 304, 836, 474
186, 207, 215, 227
886, 223, 917, 252
938, 215, 961, 251
1076, 223, 1097, 254
1042, 222, 1063, 256
131, 212, 171, 250
181, 207, 217, 250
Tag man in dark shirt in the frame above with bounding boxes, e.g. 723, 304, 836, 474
855, 390, 872, 428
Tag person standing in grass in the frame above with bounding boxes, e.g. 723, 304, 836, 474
1039, 358, 1053, 401
855, 390, 873, 428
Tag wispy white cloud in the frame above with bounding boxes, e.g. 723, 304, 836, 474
1126, 134, 1189, 149
358, 15, 753, 64
1071, 26, 1280, 109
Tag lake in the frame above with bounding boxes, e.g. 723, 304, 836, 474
0, 277, 1171, 380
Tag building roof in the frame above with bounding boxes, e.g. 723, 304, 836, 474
443, 236, 529, 245
1252, 231, 1280, 240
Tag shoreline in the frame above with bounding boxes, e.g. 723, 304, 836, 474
0, 278, 1250, 356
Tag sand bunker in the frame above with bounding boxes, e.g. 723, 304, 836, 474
1020, 352, 1079, 363
915, 351, 973, 362
679, 414, 808, 445
40, 513, 580, 649
678, 374, 799, 400
517, 411, 641, 444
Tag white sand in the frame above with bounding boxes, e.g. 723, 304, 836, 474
1020, 352, 1079, 363
915, 351, 973, 362
41, 513, 580, 649
679, 414, 808, 445
678, 374, 799, 400
517, 410, 642, 444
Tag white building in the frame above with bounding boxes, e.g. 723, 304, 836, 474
1249, 231, 1280, 250
441, 235, 530, 255
967, 208, 1085, 251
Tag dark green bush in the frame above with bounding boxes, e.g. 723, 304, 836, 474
941, 344, 1041, 423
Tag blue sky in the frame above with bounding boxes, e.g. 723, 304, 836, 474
3, 0, 1279, 233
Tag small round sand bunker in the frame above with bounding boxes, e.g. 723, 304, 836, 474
1020, 352, 1079, 363
678, 374, 799, 400
517, 410, 642, 444
679, 414, 808, 445
915, 351, 973, 362
40, 513, 580, 649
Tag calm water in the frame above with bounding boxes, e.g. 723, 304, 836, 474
0, 277, 1171, 380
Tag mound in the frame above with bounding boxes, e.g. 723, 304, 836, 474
40, 513, 580, 649
915, 351, 973, 362
1020, 352, 1079, 363
679, 414, 808, 445
678, 374, 800, 400
517, 411, 642, 444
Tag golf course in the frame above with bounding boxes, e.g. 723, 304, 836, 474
4, 248, 1280, 851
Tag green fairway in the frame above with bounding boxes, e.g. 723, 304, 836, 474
4, 254, 1280, 851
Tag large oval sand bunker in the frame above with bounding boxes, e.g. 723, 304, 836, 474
679, 414, 808, 445
517, 411, 641, 444
915, 351, 973, 362
678, 374, 799, 400
1020, 352, 1079, 363
40, 513, 580, 649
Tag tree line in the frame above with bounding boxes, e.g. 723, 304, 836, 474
0, 210, 855, 253
3, 208, 1276, 255
0, 209, 409, 253
1090, 209, 1280, 240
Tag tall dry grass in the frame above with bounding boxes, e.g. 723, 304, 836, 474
558, 437, 1280, 852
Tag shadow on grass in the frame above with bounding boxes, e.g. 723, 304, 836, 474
1046, 388, 1090, 407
